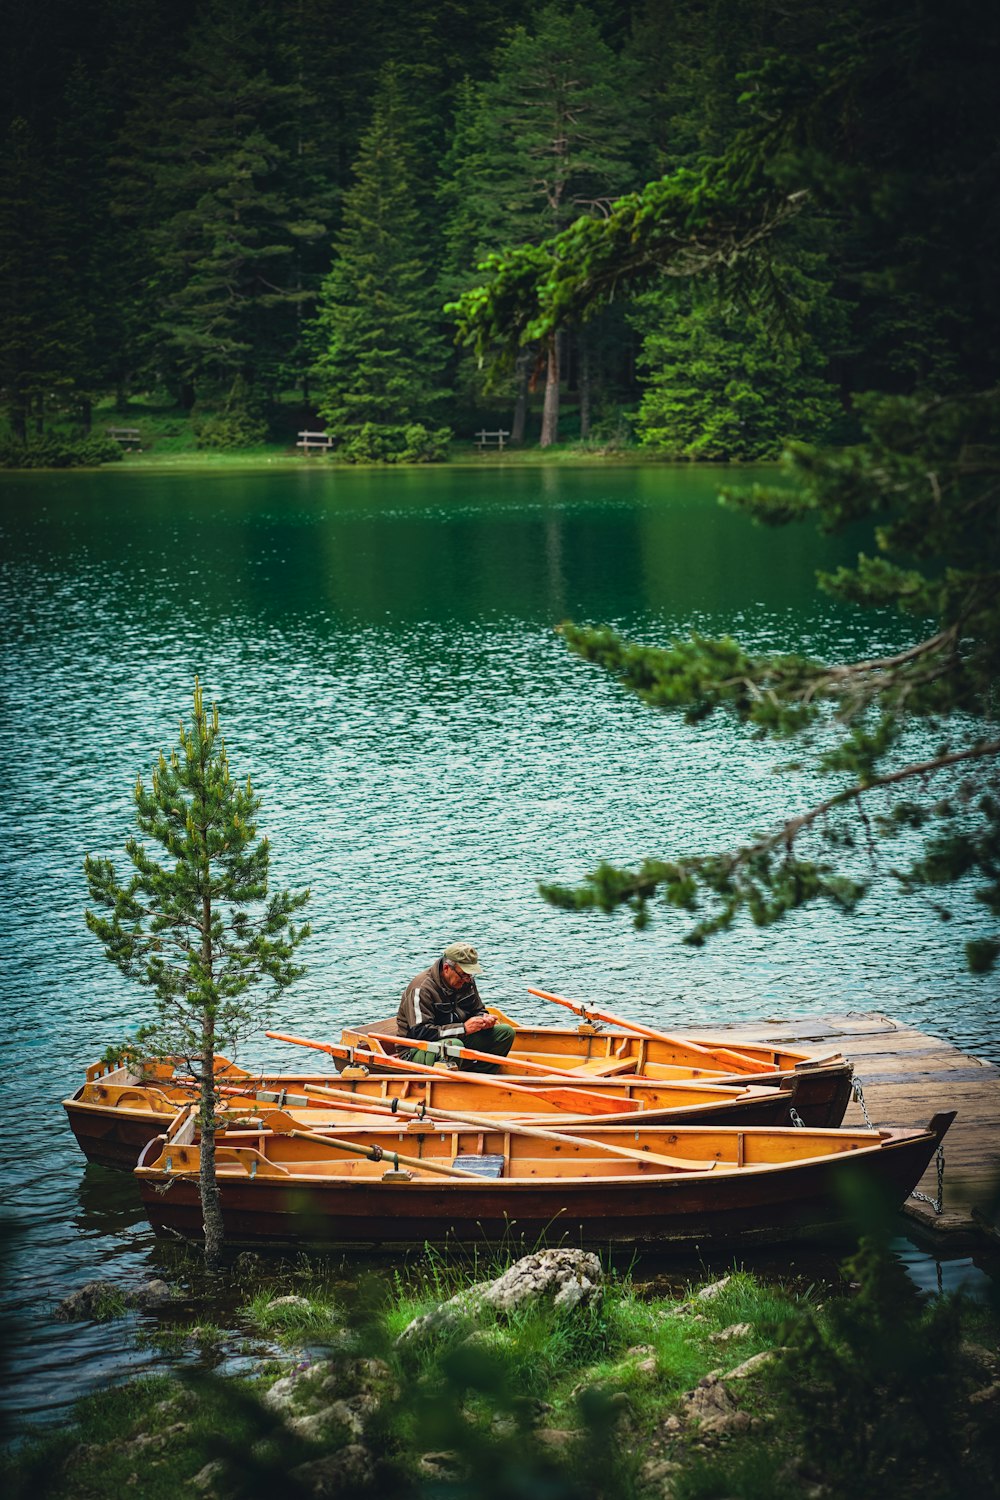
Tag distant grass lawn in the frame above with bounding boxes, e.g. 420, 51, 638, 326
89, 394, 653, 469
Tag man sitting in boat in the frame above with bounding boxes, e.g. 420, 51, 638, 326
397, 943, 516, 1073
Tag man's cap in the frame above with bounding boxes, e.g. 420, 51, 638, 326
443, 941, 483, 976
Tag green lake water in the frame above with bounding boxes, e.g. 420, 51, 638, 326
1, 462, 996, 1430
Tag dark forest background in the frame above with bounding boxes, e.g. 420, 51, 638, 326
1, 0, 996, 460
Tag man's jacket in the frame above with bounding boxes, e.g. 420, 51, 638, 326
396, 958, 486, 1042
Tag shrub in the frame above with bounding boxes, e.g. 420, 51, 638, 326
0, 435, 124, 468
192, 408, 268, 450
336, 422, 451, 464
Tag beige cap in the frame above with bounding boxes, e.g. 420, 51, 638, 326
443, 942, 483, 976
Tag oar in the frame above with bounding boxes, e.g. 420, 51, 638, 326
265, 1031, 641, 1115
260, 1065, 717, 1174
527, 987, 774, 1075
341, 1025, 601, 1083
263, 1113, 486, 1179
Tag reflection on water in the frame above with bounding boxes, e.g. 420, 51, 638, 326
74, 1165, 152, 1240
2, 464, 997, 1433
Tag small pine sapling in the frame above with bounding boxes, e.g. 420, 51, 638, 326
84, 678, 310, 1267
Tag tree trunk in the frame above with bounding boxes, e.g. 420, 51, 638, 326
510, 352, 529, 445
579, 336, 591, 441
539, 332, 560, 448
11, 383, 27, 444
199, 1031, 225, 1270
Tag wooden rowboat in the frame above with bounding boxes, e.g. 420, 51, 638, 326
340, 1013, 855, 1127
62, 1053, 800, 1170
134, 1110, 955, 1251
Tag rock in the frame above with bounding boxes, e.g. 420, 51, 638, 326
709, 1323, 752, 1344
634, 1357, 659, 1378
484, 1250, 604, 1314
54, 1281, 124, 1321
291, 1444, 374, 1496
418, 1451, 465, 1479
190, 1460, 226, 1493
267, 1294, 312, 1311
627, 1344, 657, 1358
395, 1285, 488, 1344
397, 1249, 603, 1344
133, 1278, 178, 1309
535, 1428, 581, 1451
54, 1277, 179, 1321
288, 1402, 363, 1442
969, 1380, 1000, 1410
695, 1277, 731, 1302
679, 1373, 743, 1436
640, 1456, 681, 1490
723, 1349, 783, 1379
961, 1341, 1000, 1377
262, 1360, 334, 1414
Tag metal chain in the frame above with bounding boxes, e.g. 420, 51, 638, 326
909, 1144, 946, 1215
852, 1076, 875, 1129
789, 1107, 805, 1128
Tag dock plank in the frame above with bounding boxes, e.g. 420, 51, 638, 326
695, 1011, 999, 1244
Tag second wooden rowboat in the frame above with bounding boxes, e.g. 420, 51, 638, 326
340, 1013, 855, 1126
134, 1110, 954, 1252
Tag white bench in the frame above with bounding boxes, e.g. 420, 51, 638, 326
106, 426, 142, 449
297, 430, 334, 452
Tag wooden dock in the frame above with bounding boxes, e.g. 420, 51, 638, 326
697, 1012, 1000, 1246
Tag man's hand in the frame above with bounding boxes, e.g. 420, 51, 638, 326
464, 1014, 496, 1035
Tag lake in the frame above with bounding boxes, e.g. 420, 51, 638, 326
1, 461, 996, 1433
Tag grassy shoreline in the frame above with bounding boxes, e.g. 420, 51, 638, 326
1, 397, 773, 473
5, 1247, 997, 1499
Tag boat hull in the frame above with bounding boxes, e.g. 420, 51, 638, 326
134, 1120, 949, 1252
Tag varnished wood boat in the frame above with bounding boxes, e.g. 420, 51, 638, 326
340, 1013, 855, 1127
134, 1110, 955, 1251
62, 1054, 801, 1170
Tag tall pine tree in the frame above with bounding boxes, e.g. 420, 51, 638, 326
121, 0, 326, 420
445, 4, 636, 445
311, 64, 450, 453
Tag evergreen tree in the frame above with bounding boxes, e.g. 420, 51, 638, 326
311, 64, 451, 450
452, 3, 637, 446
632, 251, 846, 459
125, 0, 326, 419
84, 680, 310, 1267
0, 117, 80, 440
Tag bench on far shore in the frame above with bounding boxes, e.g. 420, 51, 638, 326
297, 430, 334, 452
474, 428, 511, 451
106, 426, 142, 449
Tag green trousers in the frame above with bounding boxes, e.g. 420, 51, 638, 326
407, 1021, 516, 1073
